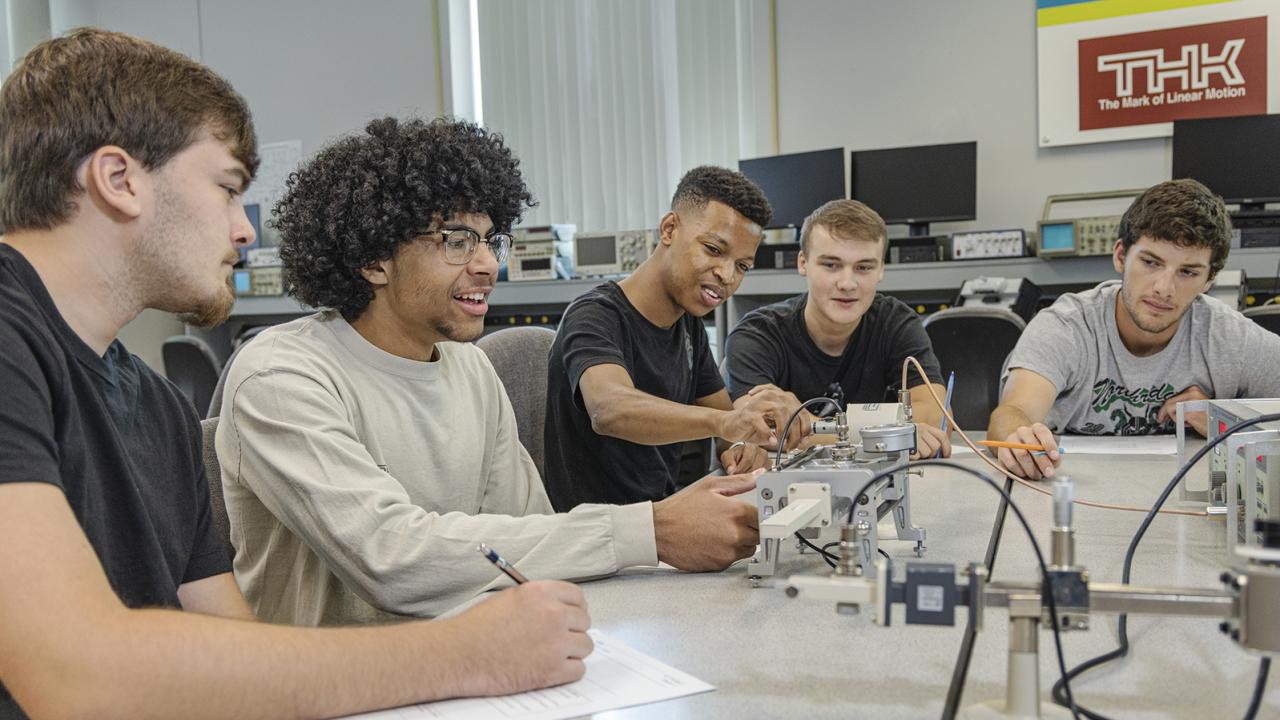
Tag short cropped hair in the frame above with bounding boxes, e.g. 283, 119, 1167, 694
799, 199, 887, 254
0, 28, 258, 233
670, 166, 772, 229
1118, 179, 1231, 276
274, 117, 535, 320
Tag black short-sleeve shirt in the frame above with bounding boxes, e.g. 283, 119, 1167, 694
543, 282, 723, 509
724, 292, 943, 405
0, 245, 229, 717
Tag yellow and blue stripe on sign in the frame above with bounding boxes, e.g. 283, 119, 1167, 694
1036, 0, 1238, 27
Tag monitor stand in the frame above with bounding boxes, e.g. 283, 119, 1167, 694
908, 222, 932, 237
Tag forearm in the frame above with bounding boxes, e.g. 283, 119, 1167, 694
14, 605, 475, 720
911, 385, 946, 428
987, 403, 1036, 443
590, 389, 723, 444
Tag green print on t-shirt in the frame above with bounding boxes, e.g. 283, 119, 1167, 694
1090, 379, 1175, 435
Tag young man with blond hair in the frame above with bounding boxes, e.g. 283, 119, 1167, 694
724, 199, 951, 458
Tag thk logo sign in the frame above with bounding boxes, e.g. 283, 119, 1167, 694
1097, 39, 1244, 97
1078, 17, 1266, 131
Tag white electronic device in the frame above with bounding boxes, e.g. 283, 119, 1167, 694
246, 246, 282, 267
573, 229, 656, 277
1177, 398, 1280, 550
507, 226, 558, 282
946, 229, 1027, 260
1036, 189, 1143, 258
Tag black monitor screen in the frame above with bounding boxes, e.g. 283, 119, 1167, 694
1172, 114, 1280, 204
850, 141, 977, 225
738, 148, 845, 229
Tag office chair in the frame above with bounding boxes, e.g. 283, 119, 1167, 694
476, 326, 557, 479
162, 336, 222, 418
206, 331, 270, 419
199, 417, 234, 556
1244, 304, 1280, 338
922, 306, 1026, 432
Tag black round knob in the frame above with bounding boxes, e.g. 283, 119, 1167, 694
1256, 519, 1280, 550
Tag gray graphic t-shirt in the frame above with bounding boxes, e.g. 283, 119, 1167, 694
1004, 280, 1280, 435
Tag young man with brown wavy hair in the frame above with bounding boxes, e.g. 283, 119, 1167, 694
0, 28, 588, 720
990, 179, 1280, 480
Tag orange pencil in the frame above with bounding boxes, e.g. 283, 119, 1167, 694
977, 439, 1045, 452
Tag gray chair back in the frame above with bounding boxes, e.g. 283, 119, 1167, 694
163, 336, 222, 416
476, 326, 557, 478
208, 339, 249, 418
1244, 304, 1280, 338
922, 306, 1026, 431
199, 417, 233, 556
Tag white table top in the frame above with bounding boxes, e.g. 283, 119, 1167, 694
578, 448, 1279, 719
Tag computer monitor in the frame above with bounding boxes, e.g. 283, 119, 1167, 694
738, 148, 845, 229
850, 141, 977, 236
1172, 114, 1280, 210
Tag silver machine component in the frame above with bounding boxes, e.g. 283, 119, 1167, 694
1176, 398, 1280, 549
785, 472, 1280, 717
748, 403, 923, 587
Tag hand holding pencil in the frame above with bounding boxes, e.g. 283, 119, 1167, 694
989, 422, 1063, 481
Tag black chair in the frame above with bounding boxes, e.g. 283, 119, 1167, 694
162, 336, 222, 417
1244, 304, 1280, 338
476, 326, 557, 479
199, 417, 233, 556
922, 307, 1026, 432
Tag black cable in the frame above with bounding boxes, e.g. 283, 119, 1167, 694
808, 539, 891, 567
796, 532, 837, 568
844, 458, 1081, 719
1050, 413, 1280, 719
774, 397, 841, 469
943, 475, 1015, 720
1244, 657, 1271, 720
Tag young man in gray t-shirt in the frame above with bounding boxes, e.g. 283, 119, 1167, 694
989, 179, 1280, 480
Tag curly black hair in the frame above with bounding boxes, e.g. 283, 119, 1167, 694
670, 165, 772, 229
273, 117, 535, 319
1119, 178, 1231, 276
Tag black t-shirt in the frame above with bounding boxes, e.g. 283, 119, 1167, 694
0, 245, 229, 717
544, 282, 723, 509
724, 293, 944, 406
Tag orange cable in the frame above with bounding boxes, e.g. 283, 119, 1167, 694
902, 356, 1207, 518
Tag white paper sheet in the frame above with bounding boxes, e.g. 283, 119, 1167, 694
1053, 434, 1178, 455
242, 139, 303, 218
949, 435, 1178, 456
340, 630, 713, 720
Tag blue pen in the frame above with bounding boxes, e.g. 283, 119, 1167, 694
478, 543, 529, 585
935, 371, 955, 458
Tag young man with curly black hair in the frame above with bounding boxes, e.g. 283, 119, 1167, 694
0, 30, 589, 720
217, 118, 764, 628
989, 179, 1280, 480
543, 166, 808, 510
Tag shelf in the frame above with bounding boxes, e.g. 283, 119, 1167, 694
226, 248, 1280, 320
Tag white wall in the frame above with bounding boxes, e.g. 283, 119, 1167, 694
774, 0, 1171, 237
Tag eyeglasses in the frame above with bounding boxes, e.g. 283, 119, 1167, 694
418, 227, 513, 265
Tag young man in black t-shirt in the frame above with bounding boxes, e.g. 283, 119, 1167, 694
0, 29, 590, 720
545, 166, 809, 509
724, 199, 952, 458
